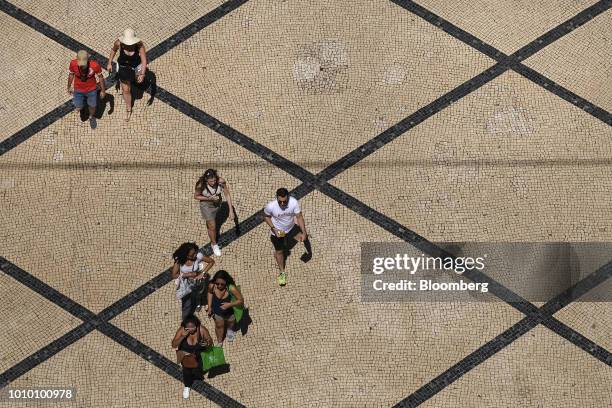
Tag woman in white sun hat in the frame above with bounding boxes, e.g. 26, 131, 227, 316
107, 28, 148, 121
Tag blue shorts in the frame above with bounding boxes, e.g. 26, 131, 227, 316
73, 90, 98, 108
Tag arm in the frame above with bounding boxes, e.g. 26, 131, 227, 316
228, 286, 244, 308
67, 72, 74, 94
202, 256, 215, 274
173, 261, 199, 279
171, 326, 188, 349
194, 257, 214, 280
97, 72, 106, 97
136, 44, 147, 83
295, 212, 307, 239
171, 262, 180, 279
200, 326, 213, 347
193, 185, 215, 202
207, 285, 214, 316
138, 43, 148, 70
264, 214, 278, 235
194, 192, 215, 201
107, 40, 119, 72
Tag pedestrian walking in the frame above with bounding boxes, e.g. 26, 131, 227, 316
107, 28, 147, 121
264, 188, 312, 286
67, 50, 105, 128
207, 270, 243, 345
194, 169, 235, 257
171, 315, 213, 399
171, 242, 214, 320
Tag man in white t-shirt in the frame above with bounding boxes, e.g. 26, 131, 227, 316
264, 188, 312, 286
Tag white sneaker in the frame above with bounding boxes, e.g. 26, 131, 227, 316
226, 329, 236, 342
182, 387, 190, 399
212, 244, 221, 257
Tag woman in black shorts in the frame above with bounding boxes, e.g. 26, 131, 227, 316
107, 28, 147, 121
207, 270, 243, 345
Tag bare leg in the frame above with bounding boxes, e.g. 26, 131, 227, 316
120, 81, 132, 121
206, 219, 217, 246
274, 249, 285, 272
214, 318, 225, 344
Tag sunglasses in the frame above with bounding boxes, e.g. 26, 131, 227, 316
215, 281, 226, 288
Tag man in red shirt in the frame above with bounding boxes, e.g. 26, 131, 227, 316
67, 50, 106, 127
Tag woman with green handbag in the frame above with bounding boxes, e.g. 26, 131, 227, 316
207, 270, 244, 344
171, 315, 213, 399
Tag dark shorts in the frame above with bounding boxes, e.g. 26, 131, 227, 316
118, 64, 143, 83
270, 225, 301, 251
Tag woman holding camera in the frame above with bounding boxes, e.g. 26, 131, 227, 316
194, 169, 235, 257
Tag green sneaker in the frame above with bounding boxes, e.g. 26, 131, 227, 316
277, 272, 287, 286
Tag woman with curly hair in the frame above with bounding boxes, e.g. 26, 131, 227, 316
171, 242, 214, 320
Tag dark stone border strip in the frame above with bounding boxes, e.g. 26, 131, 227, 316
540, 317, 612, 366
0, 256, 97, 321
317, 63, 507, 182
98, 322, 246, 407
0, 0, 609, 405
0, 259, 247, 406
513, 64, 612, 126
147, 0, 251, 61
0, 75, 117, 157
541, 260, 612, 315
98, 180, 318, 322
0, 0, 105, 60
0, 0, 252, 158
512, 0, 612, 61
393, 316, 538, 408
393, 257, 612, 407
155, 86, 316, 183
97, 268, 173, 322
0, 322, 96, 388
389, 0, 508, 62
390, 0, 612, 125
317, 182, 542, 315
0, 101, 74, 156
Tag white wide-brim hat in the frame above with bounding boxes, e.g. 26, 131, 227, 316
119, 28, 140, 45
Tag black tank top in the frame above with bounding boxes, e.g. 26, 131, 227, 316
179, 330, 203, 354
118, 45, 141, 68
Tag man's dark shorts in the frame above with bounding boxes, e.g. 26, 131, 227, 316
270, 225, 301, 251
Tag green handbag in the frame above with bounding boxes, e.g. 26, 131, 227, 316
229, 284, 245, 323
201, 346, 226, 371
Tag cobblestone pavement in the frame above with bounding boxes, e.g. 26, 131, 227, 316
0, 0, 610, 407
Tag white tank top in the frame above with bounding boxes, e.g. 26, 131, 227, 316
179, 252, 205, 274
202, 183, 222, 197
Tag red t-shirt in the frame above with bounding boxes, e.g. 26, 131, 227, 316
69, 59, 101, 93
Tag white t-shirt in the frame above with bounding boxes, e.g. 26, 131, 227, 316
264, 196, 301, 234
